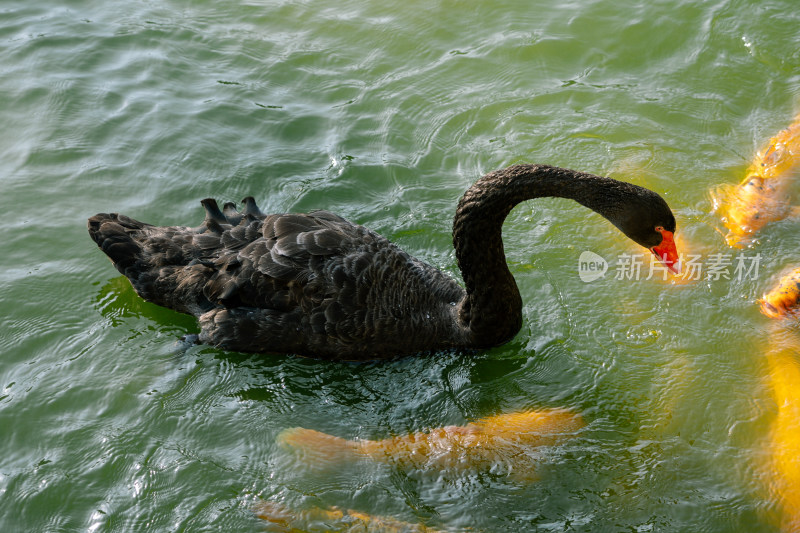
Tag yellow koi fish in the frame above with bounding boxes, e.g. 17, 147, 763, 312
759, 329, 800, 532
278, 408, 585, 482
760, 267, 800, 318
713, 114, 800, 247
254, 500, 443, 532
758, 272, 800, 530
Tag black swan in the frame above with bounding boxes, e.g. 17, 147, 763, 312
88, 164, 680, 360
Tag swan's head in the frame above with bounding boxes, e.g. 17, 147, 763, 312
608, 185, 681, 275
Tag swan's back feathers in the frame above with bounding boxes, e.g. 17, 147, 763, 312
89, 198, 466, 359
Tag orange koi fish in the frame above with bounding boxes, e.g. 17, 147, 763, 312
278, 408, 585, 482
254, 500, 443, 533
713, 114, 800, 247
760, 267, 800, 318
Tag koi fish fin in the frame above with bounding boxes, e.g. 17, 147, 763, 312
253, 500, 297, 530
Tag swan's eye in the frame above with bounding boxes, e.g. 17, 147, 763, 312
655, 226, 664, 233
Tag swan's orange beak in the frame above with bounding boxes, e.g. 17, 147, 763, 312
650, 229, 681, 275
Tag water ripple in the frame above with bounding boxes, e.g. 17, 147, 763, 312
1, 0, 799, 530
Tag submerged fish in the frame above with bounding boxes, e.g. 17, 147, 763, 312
254, 500, 443, 533
278, 408, 585, 482
760, 267, 800, 318
713, 114, 800, 247
756, 274, 800, 529
762, 330, 800, 532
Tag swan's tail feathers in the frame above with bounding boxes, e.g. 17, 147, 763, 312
277, 427, 362, 468
200, 198, 228, 231
87, 213, 148, 272
221, 201, 243, 226
242, 196, 264, 217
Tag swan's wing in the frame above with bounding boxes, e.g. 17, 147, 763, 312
199, 211, 381, 312
90, 204, 464, 357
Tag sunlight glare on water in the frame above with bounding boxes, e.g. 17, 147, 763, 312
1, 0, 800, 531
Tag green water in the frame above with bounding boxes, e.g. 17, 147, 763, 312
2, 0, 800, 530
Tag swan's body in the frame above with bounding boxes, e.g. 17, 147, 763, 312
88, 164, 678, 360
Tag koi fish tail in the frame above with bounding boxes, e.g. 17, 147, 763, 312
277, 427, 362, 467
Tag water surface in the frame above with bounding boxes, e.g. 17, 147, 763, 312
2, 0, 800, 531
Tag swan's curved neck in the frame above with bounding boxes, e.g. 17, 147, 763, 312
452, 164, 626, 347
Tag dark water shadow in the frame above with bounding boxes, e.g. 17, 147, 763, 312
94, 275, 199, 333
